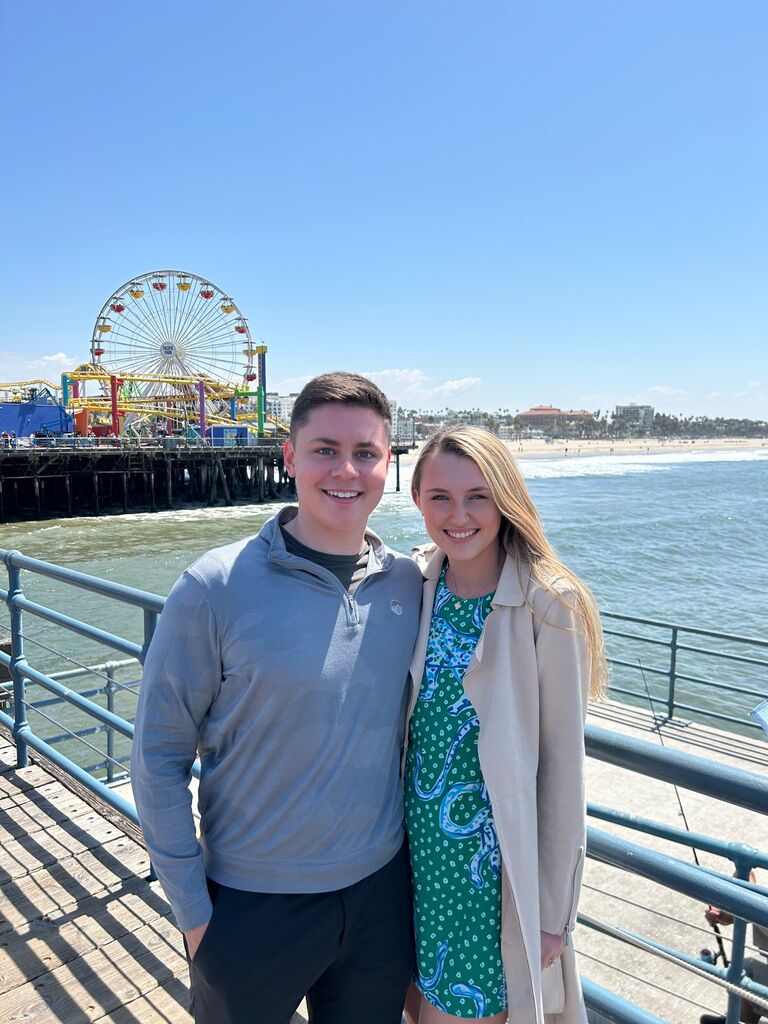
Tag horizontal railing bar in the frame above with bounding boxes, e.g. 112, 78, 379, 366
671, 672, 766, 697
586, 803, 768, 868
19, 662, 136, 741
0, 710, 139, 826
580, 912, 724, 981
0, 549, 165, 613
581, 978, 670, 1024
587, 826, 768, 926
671, 701, 761, 729
599, 693, 761, 730
675, 643, 768, 669
49, 658, 139, 682
607, 659, 669, 677
610, 684, 663, 700
601, 611, 768, 647
38, 726, 105, 745
580, 912, 768, 1012
11, 594, 143, 659
603, 629, 672, 649
585, 725, 768, 813
29, 688, 108, 709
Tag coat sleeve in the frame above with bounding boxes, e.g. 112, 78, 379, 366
130, 570, 221, 932
534, 588, 591, 936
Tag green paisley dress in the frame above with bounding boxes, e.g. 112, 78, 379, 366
404, 565, 505, 1018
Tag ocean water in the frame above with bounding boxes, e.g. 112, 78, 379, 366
1, 447, 766, 764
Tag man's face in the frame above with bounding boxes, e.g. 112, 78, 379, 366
283, 404, 391, 553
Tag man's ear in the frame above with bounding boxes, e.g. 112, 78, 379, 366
283, 437, 296, 478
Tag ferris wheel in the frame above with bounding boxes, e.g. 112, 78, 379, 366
90, 270, 258, 394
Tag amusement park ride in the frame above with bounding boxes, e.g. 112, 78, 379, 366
2, 270, 278, 441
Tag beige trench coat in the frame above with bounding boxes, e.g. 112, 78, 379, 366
406, 546, 590, 1024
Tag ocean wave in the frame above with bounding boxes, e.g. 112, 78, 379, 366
519, 448, 767, 479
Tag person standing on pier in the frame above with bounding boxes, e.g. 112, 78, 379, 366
131, 372, 422, 1024
403, 426, 606, 1024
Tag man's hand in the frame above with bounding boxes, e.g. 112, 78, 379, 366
185, 922, 209, 962
540, 929, 565, 971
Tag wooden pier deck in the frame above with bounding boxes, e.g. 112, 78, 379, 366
0, 728, 309, 1023
1, 706, 766, 1023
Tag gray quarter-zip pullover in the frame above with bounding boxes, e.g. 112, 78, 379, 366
131, 507, 422, 932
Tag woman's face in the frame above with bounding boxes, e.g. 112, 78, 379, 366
414, 450, 502, 572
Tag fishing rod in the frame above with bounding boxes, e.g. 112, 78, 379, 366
635, 657, 730, 967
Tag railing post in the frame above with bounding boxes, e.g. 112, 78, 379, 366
106, 663, 116, 783
667, 626, 678, 720
725, 859, 753, 1024
5, 554, 29, 768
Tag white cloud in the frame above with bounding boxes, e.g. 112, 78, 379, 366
747, 381, 761, 389
266, 368, 480, 406
365, 368, 480, 405
267, 368, 480, 407
34, 352, 72, 368
0, 350, 75, 382
433, 377, 482, 397
268, 374, 313, 394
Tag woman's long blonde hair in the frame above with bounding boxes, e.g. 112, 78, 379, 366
412, 426, 607, 700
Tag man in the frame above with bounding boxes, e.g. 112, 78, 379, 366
131, 372, 422, 1024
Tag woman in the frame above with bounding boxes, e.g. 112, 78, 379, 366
403, 427, 606, 1024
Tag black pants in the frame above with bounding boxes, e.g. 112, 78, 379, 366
189, 843, 413, 1024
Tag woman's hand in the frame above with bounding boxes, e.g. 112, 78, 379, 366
540, 929, 565, 971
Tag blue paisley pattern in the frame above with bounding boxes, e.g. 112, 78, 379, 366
405, 567, 506, 1018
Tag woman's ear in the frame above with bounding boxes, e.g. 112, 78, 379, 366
412, 488, 423, 513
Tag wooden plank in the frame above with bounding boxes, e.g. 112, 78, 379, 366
1, 778, 92, 811
1, 804, 107, 843
0, 836, 149, 935
0, 878, 171, 994
0, 915, 188, 1023
91, 979, 193, 1024
0, 811, 124, 882
0, 786, 98, 838
0, 752, 55, 796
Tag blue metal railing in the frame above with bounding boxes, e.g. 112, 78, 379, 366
603, 611, 768, 733
2, 546, 768, 1024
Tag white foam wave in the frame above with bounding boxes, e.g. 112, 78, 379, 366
520, 448, 767, 479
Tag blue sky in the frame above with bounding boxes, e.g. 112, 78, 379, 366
1, 2, 765, 418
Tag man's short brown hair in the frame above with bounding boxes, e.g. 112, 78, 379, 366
290, 372, 392, 437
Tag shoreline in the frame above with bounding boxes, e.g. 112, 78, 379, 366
396, 436, 766, 466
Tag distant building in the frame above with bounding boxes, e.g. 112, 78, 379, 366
614, 404, 654, 433
389, 400, 415, 442
517, 405, 595, 436
517, 405, 561, 431
265, 392, 299, 424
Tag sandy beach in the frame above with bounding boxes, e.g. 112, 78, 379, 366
397, 435, 765, 465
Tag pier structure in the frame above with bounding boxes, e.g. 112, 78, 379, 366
0, 441, 414, 522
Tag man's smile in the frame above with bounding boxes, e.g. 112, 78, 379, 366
324, 489, 362, 500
